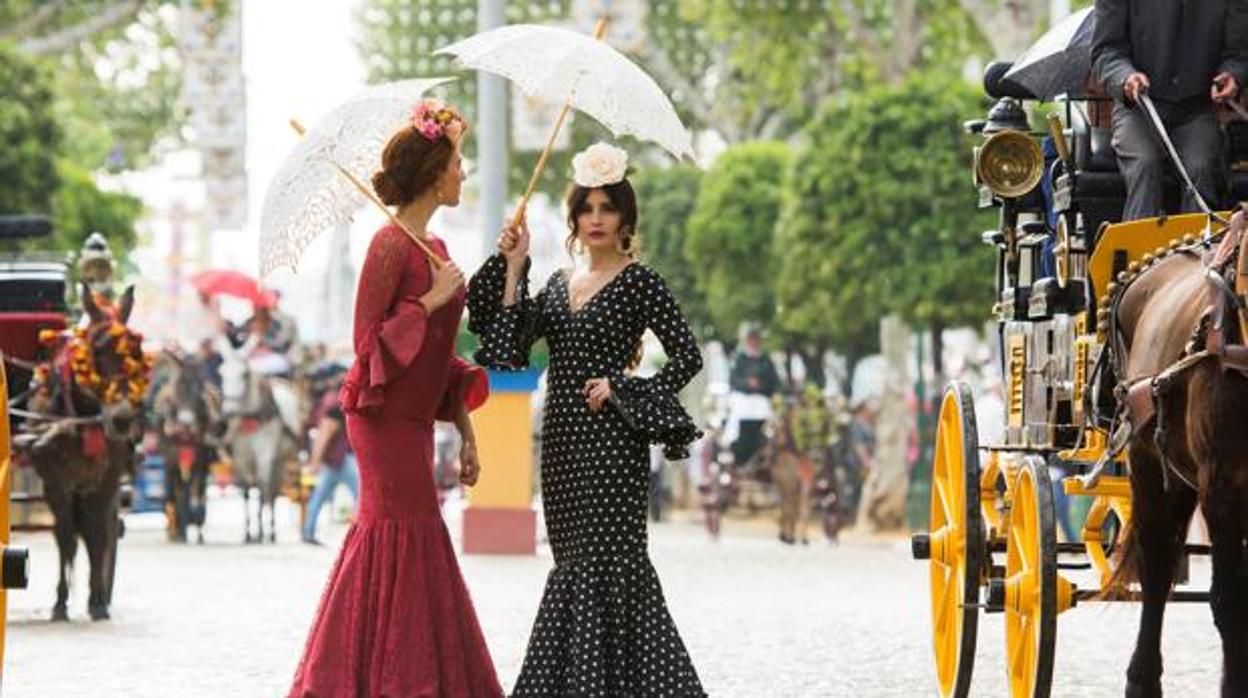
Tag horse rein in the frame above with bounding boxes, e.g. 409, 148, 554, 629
1139, 93, 1228, 225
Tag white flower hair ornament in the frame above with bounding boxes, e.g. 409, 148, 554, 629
571, 142, 631, 188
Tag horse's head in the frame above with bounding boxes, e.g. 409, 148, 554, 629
77, 284, 151, 439
157, 349, 209, 431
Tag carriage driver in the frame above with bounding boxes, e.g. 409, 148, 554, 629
1093, 0, 1248, 221
77, 232, 117, 301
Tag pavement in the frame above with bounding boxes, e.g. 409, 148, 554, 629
1, 494, 1228, 697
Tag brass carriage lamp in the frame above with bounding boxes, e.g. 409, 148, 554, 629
974, 99, 1045, 200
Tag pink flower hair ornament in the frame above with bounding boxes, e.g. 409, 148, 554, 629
410, 99, 464, 144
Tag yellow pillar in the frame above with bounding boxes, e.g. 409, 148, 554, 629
0, 358, 30, 684
463, 369, 538, 555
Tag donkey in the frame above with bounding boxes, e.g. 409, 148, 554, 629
151, 350, 222, 544
1107, 207, 1248, 697
20, 285, 147, 621
219, 342, 299, 544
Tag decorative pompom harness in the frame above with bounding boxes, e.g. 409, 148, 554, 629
33, 297, 153, 409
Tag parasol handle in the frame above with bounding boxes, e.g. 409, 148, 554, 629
1046, 112, 1073, 172
510, 16, 611, 228
288, 119, 445, 269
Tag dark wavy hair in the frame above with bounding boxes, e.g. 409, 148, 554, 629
564, 178, 639, 256
371, 107, 468, 207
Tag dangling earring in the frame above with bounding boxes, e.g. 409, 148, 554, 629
434, 187, 445, 205
616, 226, 634, 255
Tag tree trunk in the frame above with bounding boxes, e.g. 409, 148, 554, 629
930, 320, 946, 398
18, 0, 144, 57
799, 343, 828, 389
858, 315, 912, 533
843, 349, 863, 399
782, 346, 796, 391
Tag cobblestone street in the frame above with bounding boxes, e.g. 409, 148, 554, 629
3, 495, 1227, 697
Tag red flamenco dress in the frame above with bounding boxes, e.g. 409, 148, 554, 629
289, 226, 502, 698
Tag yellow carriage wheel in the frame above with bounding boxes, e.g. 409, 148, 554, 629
1003, 457, 1057, 698
925, 382, 983, 698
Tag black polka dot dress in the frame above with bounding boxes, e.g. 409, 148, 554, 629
468, 255, 706, 697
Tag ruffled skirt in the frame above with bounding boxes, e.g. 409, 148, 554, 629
289, 416, 503, 698
511, 552, 705, 697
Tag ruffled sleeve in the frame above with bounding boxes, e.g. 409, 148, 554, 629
434, 354, 489, 422
341, 228, 426, 415
610, 266, 704, 459
466, 254, 548, 370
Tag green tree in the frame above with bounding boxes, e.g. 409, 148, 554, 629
52, 161, 142, 255
631, 164, 711, 339
0, 42, 61, 215
1, 2, 203, 262
777, 70, 994, 385
685, 141, 790, 343
2, 1, 192, 172
0, 41, 143, 257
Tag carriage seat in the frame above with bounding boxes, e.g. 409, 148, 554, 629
1071, 123, 1125, 197
1069, 116, 1248, 206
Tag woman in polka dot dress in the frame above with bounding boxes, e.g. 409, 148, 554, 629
468, 143, 706, 697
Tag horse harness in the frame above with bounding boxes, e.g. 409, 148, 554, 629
1098, 209, 1248, 491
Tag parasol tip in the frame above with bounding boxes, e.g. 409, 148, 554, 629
289, 118, 307, 137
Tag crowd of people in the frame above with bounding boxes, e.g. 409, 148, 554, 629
645, 328, 884, 547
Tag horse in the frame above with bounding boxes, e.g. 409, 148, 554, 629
1106, 207, 1248, 697
219, 341, 299, 544
19, 285, 149, 621
151, 350, 222, 544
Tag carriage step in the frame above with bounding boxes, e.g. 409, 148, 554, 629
1058, 561, 1093, 570
9, 493, 44, 504
910, 533, 930, 560
11, 523, 53, 533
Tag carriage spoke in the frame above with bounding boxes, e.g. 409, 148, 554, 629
1010, 615, 1030, 674
934, 476, 954, 522
1011, 526, 1029, 572
941, 433, 961, 508
934, 570, 952, 631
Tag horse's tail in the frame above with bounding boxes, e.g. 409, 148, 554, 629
1101, 519, 1141, 601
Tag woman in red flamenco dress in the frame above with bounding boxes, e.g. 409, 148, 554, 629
288, 101, 504, 698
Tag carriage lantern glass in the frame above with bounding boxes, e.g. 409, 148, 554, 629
975, 130, 1045, 199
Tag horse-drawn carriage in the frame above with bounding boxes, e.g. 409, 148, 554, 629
0, 227, 153, 622
910, 64, 1248, 697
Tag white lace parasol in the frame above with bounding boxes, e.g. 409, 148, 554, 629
259, 78, 454, 277
436, 24, 694, 161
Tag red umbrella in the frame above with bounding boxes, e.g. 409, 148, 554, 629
191, 270, 276, 308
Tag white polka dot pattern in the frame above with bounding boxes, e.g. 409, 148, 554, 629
467, 255, 706, 697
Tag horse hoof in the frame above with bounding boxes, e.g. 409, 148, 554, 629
88, 604, 110, 621
51, 606, 68, 622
